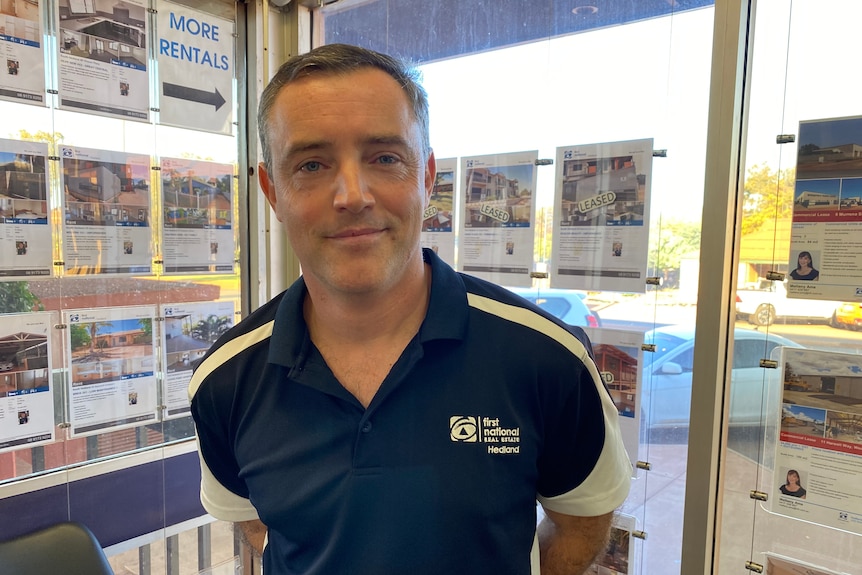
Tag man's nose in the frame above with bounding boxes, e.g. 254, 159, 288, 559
333, 162, 375, 212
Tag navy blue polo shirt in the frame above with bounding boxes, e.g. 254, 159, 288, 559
190, 248, 631, 575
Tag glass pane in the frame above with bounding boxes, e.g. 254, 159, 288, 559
721, 0, 862, 572
1, 2, 242, 565
322, 3, 717, 573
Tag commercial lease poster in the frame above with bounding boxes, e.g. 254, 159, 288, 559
771, 348, 862, 535
788, 116, 862, 302
0, 138, 52, 278
584, 327, 642, 470
157, 1, 235, 134
550, 139, 653, 293
57, 0, 149, 121
0, 0, 45, 105
65, 306, 158, 438
458, 151, 537, 287
0, 313, 54, 453
160, 300, 234, 419
61, 146, 152, 275
420, 157, 456, 267
161, 157, 235, 274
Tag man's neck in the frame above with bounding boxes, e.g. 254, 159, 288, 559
303, 259, 432, 347
302, 257, 432, 407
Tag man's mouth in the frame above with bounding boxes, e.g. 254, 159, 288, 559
329, 227, 383, 239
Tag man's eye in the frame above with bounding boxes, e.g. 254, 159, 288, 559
376, 155, 398, 165
300, 161, 322, 172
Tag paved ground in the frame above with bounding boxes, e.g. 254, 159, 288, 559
108, 521, 242, 575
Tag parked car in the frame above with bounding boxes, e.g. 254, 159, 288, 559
506, 287, 601, 328
735, 278, 841, 326
832, 301, 862, 330
641, 325, 803, 431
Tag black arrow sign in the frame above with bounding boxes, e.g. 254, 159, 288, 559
163, 83, 226, 111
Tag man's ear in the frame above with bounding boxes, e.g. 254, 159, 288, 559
424, 150, 437, 206
258, 162, 280, 218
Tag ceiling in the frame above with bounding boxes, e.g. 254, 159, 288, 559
321, 0, 715, 64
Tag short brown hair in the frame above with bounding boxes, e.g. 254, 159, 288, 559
258, 44, 430, 174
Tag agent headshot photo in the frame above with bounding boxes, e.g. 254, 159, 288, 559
189, 43, 631, 575
789, 250, 819, 281
779, 469, 807, 499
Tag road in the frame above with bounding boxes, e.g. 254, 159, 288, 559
593, 296, 862, 355
753, 322, 862, 355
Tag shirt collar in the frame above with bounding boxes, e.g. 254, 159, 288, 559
268, 247, 468, 369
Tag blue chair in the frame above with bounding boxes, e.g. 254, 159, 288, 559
0, 522, 114, 575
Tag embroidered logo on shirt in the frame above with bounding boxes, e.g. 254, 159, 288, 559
450, 415, 521, 454
450, 416, 478, 442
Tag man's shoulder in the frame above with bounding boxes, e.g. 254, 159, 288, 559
458, 275, 592, 358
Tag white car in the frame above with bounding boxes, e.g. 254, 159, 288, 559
735, 279, 841, 326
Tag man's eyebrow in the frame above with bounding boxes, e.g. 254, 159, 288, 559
365, 135, 421, 163
283, 140, 330, 158
282, 136, 410, 155
364, 135, 412, 148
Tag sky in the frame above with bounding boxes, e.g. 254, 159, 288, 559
786, 348, 862, 377
795, 179, 840, 197
92, 318, 146, 335
799, 117, 862, 149
783, 404, 825, 423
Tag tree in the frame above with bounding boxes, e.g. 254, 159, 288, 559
138, 317, 152, 340
86, 321, 112, 357
798, 143, 819, 156
648, 217, 702, 285
69, 324, 90, 350
741, 163, 795, 236
0, 282, 42, 313
533, 206, 554, 263
14, 129, 64, 148
191, 314, 232, 343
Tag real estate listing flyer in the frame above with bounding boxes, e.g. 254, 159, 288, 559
65, 305, 158, 438
457, 151, 537, 287
551, 139, 653, 293
0, 138, 52, 278
160, 300, 234, 419
764, 553, 844, 575
771, 347, 862, 536
57, 0, 149, 121
61, 145, 152, 275
0, 0, 45, 105
0, 312, 53, 453
584, 327, 642, 470
587, 512, 636, 575
161, 157, 235, 274
788, 116, 862, 302
420, 157, 456, 267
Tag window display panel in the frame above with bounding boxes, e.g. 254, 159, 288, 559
322, 2, 717, 573
0, 1, 241, 484
721, 0, 862, 573
0, 2, 241, 572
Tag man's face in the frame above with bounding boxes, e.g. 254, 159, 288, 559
259, 68, 435, 296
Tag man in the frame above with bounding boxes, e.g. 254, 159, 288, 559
190, 43, 631, 574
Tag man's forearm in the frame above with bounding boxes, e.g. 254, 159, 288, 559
538, 510, 613, 575
237, 519, 267, 556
